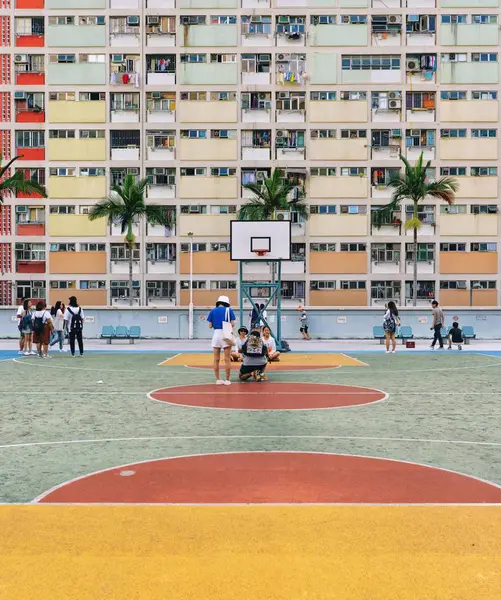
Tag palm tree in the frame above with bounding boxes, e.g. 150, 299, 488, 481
372, 153, 458, 307
0, 156, 47, 203
88, 174, 174, 306
238, 168, 309, 221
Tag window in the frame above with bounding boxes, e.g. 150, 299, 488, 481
110, 167, 139, 186
440, 205, 466, 214
471, 205, 498, 214
48, 54, 76, 64
340, 243, 366, 252
471, 129, 497, 138
340, 205, 367, 214
241, 54, 270, 74
441, 15, 467, 24
110, 130, 140, 148
209, 205, 236, 214
50, 280, 76, 289
49, 243, 76, 252
210, 168, 236, 177
210, 15, 236, 24
440, 243, 466, 252
15, 243, 45, 261
405, 129, 435, 147
49, 167, 76, 176
241, 15, 272, 35
371, 243, 400, 262
340, 91, 366, 101
310, 243, 336, 252
80, 280, 106, 289
441, 53, 467, 62
210, 53, 236, 63
440, 280, 466, 290
276, 91, 305, 112
49, 206, 75, 214
180, 168, 206, 177
371, 281, 401, 300
180, 92, 207, 101
310, 281, 336, 290
310, 15, 336, 25
471, 167, 497, 177
180, 54, 206, 64
110, 244, 140, 261
311, 129, 336, 139
79, 16, 105, 25
80, 129, 105, 139
406, 243, 435, 262
472, 53, 497, 63
210, 243, 230, 252
147, 243, 176, 260
210, 92, 236, 101
48, 16, 74, 25
49, 130, 75, 139
210, 281, 237, 290
80, 243, 105, 251
310, 168, 336, 176
340, 281, 366, 290
406, 92, 436, 110
471, 243, 497, 252
49, 92, 75, 101
440, 91, 467, 101
110, 93, 139, 111
472, 15, 497, 24
310, 92, 335, 101
210, 129, 236, 139
310, 205, 336, 214
341, 167, 366, 177
341, 15, 367, 24
80, 168, 105, 177
405, 204, 435, 224
180, 129, 207, 139
440, 167, 466, 176
276, 15, 306, 35
342, 55, 400, 70
146, 281, 175, 299
146, 131, 175, 149
15, 130, 45, 148
180, 205, 207, 214
180, 281, 206, 289
341, 129, 366, 139
180, 15, 206, 25
180, 243, 207, 253
472, 91, 497, 100
110, 280, 140, 299
440, 129, 466, 138
79, 54, 105, 63
471, 280, 496, 289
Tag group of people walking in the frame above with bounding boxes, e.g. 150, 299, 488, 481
16, 296, 85, 358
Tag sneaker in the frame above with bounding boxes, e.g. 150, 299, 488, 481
24, 351, 30, 356
216, 379, 225, 385
18, 350, 24, 355
43, 355, 51, 359
391, 350, 396, 354
30, 351, 36, 355
447, 346, 452, 350
438, 346, 444, 350
430, 345, 435, 349
385, 350, 390, 354
458, 345, 462, 351
224, 380, 231, 386
71, 354, 76, 358
78, 354, 83, 358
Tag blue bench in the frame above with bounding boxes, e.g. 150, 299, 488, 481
398, 326, 414, 344
100, 325, 141, 344
373, 325, 385, 344
462, 325, 475, 344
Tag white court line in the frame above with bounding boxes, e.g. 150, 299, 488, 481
11, 356, 501, 375
157, 353, 180, 367
1, 434, 501, 451
31, 450, 501, 504
339, 352, 369, 367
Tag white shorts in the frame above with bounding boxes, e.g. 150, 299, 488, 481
212, 329, 231, 349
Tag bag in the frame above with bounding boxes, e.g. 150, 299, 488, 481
68, 307, 83, 333
21, 312, 32, 330
280, 339, 291, 353
222, 307, 236, 346
33, 313, 44, 334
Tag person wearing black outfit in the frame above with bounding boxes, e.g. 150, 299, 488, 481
64, 295, 84, 357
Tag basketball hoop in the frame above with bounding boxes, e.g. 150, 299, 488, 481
254, 249, 268, 258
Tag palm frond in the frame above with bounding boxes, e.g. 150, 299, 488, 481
0, 157, 47, 202
371, 198, 401, 229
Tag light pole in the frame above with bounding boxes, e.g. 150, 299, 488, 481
188, 231, 194, 339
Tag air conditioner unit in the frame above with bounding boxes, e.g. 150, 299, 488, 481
410, 129, 420, 136
388, 15, 402, 24
189, 206, 200, 213
457, 281, 467, 289
275, 210, 290, 221
126, 16, 140, 25
147, 281, 157, 289
15, 206, 27, 213
276, 53, 288, 61
33, 281, 44, 288
112, 54, 125, 63
341, 16, 349, 23
258, 54, 270, 62
278, 16, 289, 23
14, 54, 28, 63
14, 91, 26, 100
406, 59, 420, 72
388, 91, 399, 99
391, 129, 402, 137
276, 130, 285, 137
256, 171, 266, 180
449, 53, 456, 60
80, 207, 90, 214
151, 91, 162, 98
147, 16, 160, 25
389, 99, 401, 109
278, 92, 288, 99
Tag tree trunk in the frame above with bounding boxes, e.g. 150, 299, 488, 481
413, 201, 418, 307
127, 221, 134, 307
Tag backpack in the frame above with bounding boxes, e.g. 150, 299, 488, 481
21, 312, 32, 330
33, 312, 44, 333
68, 307, 83, 333
280, 339, 291, 353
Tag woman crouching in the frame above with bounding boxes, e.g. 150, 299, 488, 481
239, 330, 269, 382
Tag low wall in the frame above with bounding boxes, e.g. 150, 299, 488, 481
0, 307, 498, 339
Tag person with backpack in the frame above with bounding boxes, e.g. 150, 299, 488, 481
64, 296, 84, 357
16, 296, 28, 355
32, 300, 54, 359
239, 330, 269, 382
49, 301, 66, 352
383, 301, 400, 354
20, 299, 36, 356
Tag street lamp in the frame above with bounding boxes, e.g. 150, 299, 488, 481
188, 231, 194, 340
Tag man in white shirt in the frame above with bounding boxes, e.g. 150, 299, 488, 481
16, 298, 27, 355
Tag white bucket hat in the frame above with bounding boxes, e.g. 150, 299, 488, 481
217, 295, 230, 305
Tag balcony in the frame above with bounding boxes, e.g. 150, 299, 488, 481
16, 220, 45, 236
276, 54, 306, 86
15, 56, 45, 86
16, 259, 46, 274
146, 93, 176, 123
14, 93, 45, 123
16, 147, 45, 161
241, 16, 273, 47
406, 54, 437, 84
146, 131, 175, 162
405, 259, 435, 275
15, 18, 45, 48
371, 248, 401, 274
275, 16, 306, 47
241, 130, 271, 160
370, 211, 402, 237
275, 130, 305, 161
371, 91, 402, 123
146, 16, 176, 47
109, 55, 140, 86
242, 54, 271, 85
146, 55, 175, 85
405, 130, 435, 161
406, 92, 435, 122
371, 168, 400, 199
406, 15, 436, 46
110, 94, 140, 123
17, 0, 45, 7
371, 16, 402, 47
147, 170, 176, 200
110, 17, 141, 48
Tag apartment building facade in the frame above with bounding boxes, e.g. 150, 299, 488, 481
0, 0, 500, 309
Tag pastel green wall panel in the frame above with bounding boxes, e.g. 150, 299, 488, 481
182, 25, 238, 47
47, 0, 106, 6
310, 53, 337, 84
310, 25, 368, 47
440, 24, 498, 46
178, 63, 238, 85
47, 25, 106, 47
48, 64, 107, 85
440, 63, 498, 84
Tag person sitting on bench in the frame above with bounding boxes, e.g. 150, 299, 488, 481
448, 322, 464, 351
239, 330, 269, 382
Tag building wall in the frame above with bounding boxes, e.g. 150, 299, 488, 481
50, 251, 107, 274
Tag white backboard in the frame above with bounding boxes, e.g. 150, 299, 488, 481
230, 220, 291, 261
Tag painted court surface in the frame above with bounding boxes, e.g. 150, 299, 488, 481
1, 350, 501, 599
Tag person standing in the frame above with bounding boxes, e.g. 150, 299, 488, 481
64, 296, 84, 357
383, 301, 400, 354
16, 297, 27, 355
49, 301, 66, 352
297, 305, 310, 340
430, 300, 445, 350
20, 299, 36, 356
32, 300, 54, 359
207, 295, 236, 385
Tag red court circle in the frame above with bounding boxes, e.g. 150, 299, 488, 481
148, 382, 387, 410
37, 451, 501, 504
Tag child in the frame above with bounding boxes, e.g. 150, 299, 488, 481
239, 330, 269, 382
298, 305, 310, 340
262, 326, 280, 362
231, 327, 248, 362
448, 322, 464, 350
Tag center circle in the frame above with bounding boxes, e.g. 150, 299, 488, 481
148, 382, 387, 410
